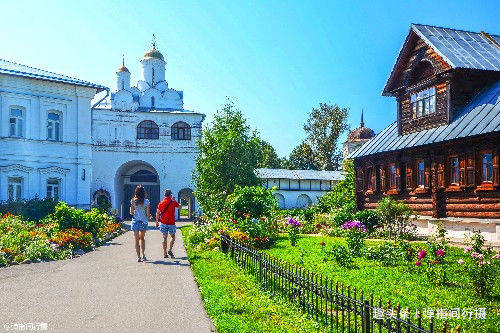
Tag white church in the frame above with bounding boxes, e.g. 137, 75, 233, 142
0, 42, 204, 218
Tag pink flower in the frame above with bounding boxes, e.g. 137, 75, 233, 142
415, 261, 422, 266
471, 252, 480, 258
432, 259, 440, 264
417, 250, 427, 260
457, 259, 465, 265
436, 249, 446, 257
463, 247, 472, 253
477, 261, 485, 266
217, 229, 223, 234
492, 254, 500, 260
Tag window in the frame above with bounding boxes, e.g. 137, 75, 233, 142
389, 164, 397, 188
417, 160, 425, 187
450, 157, 460, 185
7, 177, 23, 201
411, 87, 435, 118
130, 170, 157, 183
137, 120, 159, 139
151, 96, 155, 108
171, 122, 191, 140
482, 153, 493, 182
9, 108, 23, 137
47, 112, 61, 141
46, 178, 60, 198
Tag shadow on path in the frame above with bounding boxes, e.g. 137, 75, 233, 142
144, 259, 190, 267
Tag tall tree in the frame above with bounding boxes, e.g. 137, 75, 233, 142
304, 103, 349, 170
193, 100, 261, 214
287, 141, 319, 170
256, 139, 282, 169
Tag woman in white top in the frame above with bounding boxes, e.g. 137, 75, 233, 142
130, 185, 151, 262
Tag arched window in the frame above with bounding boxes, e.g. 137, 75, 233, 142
151, 96, 155, 108
171, 121, 191, 140
137, 120, 159, 139
9, 107, 24, 138
130, 170, 157, 183
47, 111, 62, 141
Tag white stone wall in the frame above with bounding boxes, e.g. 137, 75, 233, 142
0, 74, 96, 207
91, 108, 203, 215
262, 178, 337, 209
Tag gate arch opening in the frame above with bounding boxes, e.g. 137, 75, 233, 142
114, 160, 160, 219
178, 188, 195, 220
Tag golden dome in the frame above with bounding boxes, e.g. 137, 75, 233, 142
117, 65, 129, 73
143, 45, 164, 61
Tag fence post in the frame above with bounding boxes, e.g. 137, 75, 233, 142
258, 253, 263, 283
363, 300, 370, 333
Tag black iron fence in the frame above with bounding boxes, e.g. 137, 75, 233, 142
221, 234, 456, 333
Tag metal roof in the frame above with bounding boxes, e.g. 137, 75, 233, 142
348, 80, 500, 159
255, 168, 345, 181
383, 24, 500, 96
0, 58, 107, 91
412, 24, 500, 72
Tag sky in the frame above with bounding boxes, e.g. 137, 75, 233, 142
0, 0, 498, 157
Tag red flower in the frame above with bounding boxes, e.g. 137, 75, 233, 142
316, 224, 322, 229
237, 211, 242, 215
320, 241, 326, 246
415, 261, 422, 266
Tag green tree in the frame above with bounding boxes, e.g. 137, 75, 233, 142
287, 141, 319, 170
193, 100, 261, 214
304, 103, 349, 170
256, 139, 282, 168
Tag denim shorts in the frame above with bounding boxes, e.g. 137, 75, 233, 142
131, 220, 148, 231
159, 224, 176, 235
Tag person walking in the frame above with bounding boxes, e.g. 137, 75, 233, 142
130, 185, 151, 262
156, 189, 180, 258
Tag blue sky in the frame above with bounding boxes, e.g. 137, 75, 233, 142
1, 1, 498, 157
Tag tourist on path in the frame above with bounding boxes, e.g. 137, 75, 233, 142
130, 185, 151, 262
156, 189, 180, 258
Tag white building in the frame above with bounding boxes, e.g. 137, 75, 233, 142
0, 42, 204, 219
256, 168, 344, 209
342, 111, 375, 160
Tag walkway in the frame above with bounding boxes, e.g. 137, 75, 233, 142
0, 222, 214, 332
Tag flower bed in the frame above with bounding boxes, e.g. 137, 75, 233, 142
0, 203, 126, 267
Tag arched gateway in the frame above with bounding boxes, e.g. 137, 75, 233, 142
115, 161, 160, 219
178, 188, 195, 220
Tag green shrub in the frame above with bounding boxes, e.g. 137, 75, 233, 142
225, 185, 278, 219
365, 242, 401, 266
331, 201, 355, 226
375, 196, 414, 239
315, 160, 354, 213
0, 197, 58, 221
353, 209, 379, 233
331, 245, 354, 267
52, 202, 106, 237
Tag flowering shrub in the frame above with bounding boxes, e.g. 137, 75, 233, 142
224, 185, 278, 220
352, 209, 379, 233
51, 203, 107, 237
458, 230, 499, 297
285, 218, 301, 246
416, 227, 449, 285
375, 196, 414, 240
341, 220, 367, 256
51, 228, 94, 250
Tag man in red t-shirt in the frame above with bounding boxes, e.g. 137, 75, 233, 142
155, 189, 180, 258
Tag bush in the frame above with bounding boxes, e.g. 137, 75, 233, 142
353, 210, 379, 233
365, 242, 401, 266
315, 160, 354, 213
375, 196, 414, 239
331, 245, 354, 267
52, 202, 106, 237
340, 220, 367, 256
225, 185, 278, 219
331, 202, 355, 226
0, 197, 58, 221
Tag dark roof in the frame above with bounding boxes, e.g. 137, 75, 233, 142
0, 58, 107, 90
348, 80, 500, 159
383, 24, 500, 95
347, 126, 376, 142
255, 168, 345, 181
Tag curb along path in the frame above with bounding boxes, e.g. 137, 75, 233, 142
0, 221, 214, 333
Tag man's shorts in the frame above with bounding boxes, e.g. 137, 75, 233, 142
159, 223, 176, 235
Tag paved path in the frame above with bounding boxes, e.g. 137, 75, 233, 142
0, 222, 214, 332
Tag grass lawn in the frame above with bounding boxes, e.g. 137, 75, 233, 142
262, 234, 499, 333
181, 226, 325, 332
